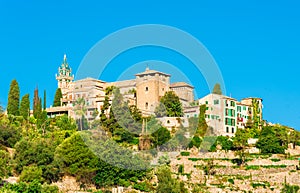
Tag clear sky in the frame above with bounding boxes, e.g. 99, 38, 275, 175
0, 1, 299, 130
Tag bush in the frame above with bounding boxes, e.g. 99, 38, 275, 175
178, 165, 184, 174
133, 182, 152, 192
19, 165, 43, 183
228, 179, 234, 184
281, 184, 300, 193
41, 184, 59, 193
180, 152, 190, 156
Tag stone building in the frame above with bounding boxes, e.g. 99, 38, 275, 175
55, 54, 74, 96
135, 67, 171, 115
170, 82, 194, 107
48, 55, 196, 120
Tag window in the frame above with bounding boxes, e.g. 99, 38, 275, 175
230, 101, 235, 107
226, 127, 229, 133
145, 102, 148, 109
232, 127, 235, 133
225, 118, 229, 125
145, 87, 148, 91
225, 108, 229, 116
205, 101, 208, 105
214, 99, 219, 105
237, 106, 241, 112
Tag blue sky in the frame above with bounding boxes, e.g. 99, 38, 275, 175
0, 1, 300, 130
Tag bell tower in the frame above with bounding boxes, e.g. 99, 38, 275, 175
55, 54, 74, 95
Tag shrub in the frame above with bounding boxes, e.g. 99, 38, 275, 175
281, 184, 300, 193
41, 184, 59, 193
228, 179, 234, 184
180, 152, 190, 156
178, 165, 184, 174
19, 165, 43, 183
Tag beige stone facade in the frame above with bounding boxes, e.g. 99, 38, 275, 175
135, 67, 171, 115
48, 55, 196, 120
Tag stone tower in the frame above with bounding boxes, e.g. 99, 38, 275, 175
135, 67, 170, 116
55, 54, 74, 96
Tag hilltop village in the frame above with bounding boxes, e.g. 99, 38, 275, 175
0, 55, 299, 193
48, 55, 263, 137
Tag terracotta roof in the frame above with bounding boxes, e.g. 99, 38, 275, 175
135, 68, 170, 77
170, 82, 194, 88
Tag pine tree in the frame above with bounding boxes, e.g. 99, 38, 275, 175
53, 88, 62, 107
20, 94, 30, 120
212, 83, 222, 95
7, 79, 20, 116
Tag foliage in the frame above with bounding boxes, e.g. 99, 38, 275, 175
180, 152, 190, 156
53, 88, 62, 107
188, 136, 202, 148
20, 94, 30, 120
19, 165, 43, 183
256, 126, 288, 154
133, 181, 153, 192
158, 91, 183, 117
156, 166, 188, 193
0, 180, 59, 193
43, 90, 47, 110
154, 102, 167, 118
212, 83, 222, 95
151, 126, 171, 147
33, 87, 42, 119
158, 154, 170, 165
196, 105, 208, 137
233, 128, 251, 165
54, 132, 98, 183
178, 165, 184, 174
73, 98, 88, 131
7, 79, 20, 116
281, 183, 300, 193
0, 150, 11, 179
0, 117, 21, 148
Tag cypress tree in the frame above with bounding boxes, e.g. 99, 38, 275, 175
20, 94, 30, 120
53, 88, 62, 107
7, 79, 20, 116
212, 83, 222, 95
33, 87, 41, 118
43, 90, 46, 110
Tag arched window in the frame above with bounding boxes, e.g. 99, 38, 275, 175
145, 102, 148, 109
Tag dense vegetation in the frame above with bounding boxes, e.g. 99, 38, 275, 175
0, 79, 300, 192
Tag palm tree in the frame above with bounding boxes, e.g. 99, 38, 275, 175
74, 98, 87, 131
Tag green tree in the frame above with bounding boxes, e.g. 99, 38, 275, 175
7, 79, 20, 116
212, 83, 222, 95
159, 91, 183, 117
43, 90, 47, 110
154, 102, 167, 117
256, 126, 288, 154
233, 128, 251, 165
151, 126, 171, 147
0, 150, 11, 180
19, 165, 43, 183
54, 132, 98, 185
33, 88, 42, 119
53, 88, 62, 107
156, 166, 187, 193
196, 104, 208, 137
20, 94, 30, 120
